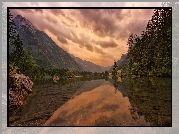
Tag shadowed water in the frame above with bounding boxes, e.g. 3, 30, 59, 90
9, 77, 171, 126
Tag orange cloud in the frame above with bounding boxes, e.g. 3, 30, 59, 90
57, 35, 68, 44
10, 8, 155, 66
93, 39, 118, 48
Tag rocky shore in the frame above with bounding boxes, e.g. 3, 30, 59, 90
9, 71, 34, 108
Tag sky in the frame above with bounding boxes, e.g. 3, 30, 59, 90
4, 2, 162, 67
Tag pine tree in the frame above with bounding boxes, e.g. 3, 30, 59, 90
9, 12, 39, 77
10, 34, 24, 64
112, 60, 118, 77
126, 8, 171, 77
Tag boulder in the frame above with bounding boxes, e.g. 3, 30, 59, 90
53, 76, 59, 82
9, 72, 34, 108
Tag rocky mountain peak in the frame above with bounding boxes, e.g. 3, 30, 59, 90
14, 15, 37, 33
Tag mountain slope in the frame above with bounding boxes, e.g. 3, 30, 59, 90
13, 15, 84, 71
108, 54, 127, 72
70, 54, 111, 73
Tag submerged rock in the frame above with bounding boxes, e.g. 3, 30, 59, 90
9, 72, 34, 108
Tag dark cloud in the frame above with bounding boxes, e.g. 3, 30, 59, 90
73, 33, 93, 52
126, 19, 150, 36
101, 9, 123, 20
57, 35, 68, 44
123, 9, 153, 36
61, 18, 76, 28
92, 39, 118, 48
12, 9, 154, 43
37, 19, 93, 52
49, 9, 77, 28
77, 9, 128, 40
10, 8, 154, 66
77, 9, 154, 40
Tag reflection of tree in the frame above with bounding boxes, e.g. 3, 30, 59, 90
112, 75, 118, 94
109, 77, 171, 126
129, 107, 139, 121
104, 76, 108, 81
126, 78, 171, 126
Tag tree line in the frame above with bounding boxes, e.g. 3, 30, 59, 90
124, 8, 171, 77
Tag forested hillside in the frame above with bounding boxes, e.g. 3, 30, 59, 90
13, 15, 84, 71
125, 8, 171, 77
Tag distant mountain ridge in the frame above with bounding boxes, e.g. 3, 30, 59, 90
70, 54, 111, 73
108, 54, 127, 72
13, 15, 84, 71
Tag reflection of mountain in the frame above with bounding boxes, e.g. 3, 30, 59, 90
110, 77, 171, 126
13, 15, 83, 71
44, 81, 149, 126
71, 54, 111, 73
108, 78, 130, 97
71, 79, 108, 98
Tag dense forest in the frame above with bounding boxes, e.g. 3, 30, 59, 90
122, 8, 172, 77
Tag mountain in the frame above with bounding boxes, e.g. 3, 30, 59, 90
13, 15, 84, 71
70, 54, 111, 73
108, 54, 127, 72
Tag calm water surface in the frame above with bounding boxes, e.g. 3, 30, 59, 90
9, 77, 171, 126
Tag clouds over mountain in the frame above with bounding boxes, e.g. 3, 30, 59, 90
10, 7, 155, 66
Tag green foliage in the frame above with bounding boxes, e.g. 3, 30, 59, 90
9, 34, 24, 63
104, 71, 109, 76
126, 8, 171, 77
112, 60, 118, 78
9, 34, 39, 77
66, 70, 74, 76
9, 62, 19, 73
9, 13, 39, 78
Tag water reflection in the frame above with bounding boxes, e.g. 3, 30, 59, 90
9, 77, 171, 126
110, 77, 171, 126
44, 81, 150, 126
9, 78, 106, 126
130, 78, 171, 126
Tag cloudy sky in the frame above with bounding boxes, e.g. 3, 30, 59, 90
4, 2, 162, 67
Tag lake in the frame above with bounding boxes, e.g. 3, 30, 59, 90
9, 77, 171, 126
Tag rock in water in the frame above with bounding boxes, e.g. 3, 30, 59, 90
9, 73, 34, 108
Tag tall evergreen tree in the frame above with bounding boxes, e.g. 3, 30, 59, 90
126, 8, 171, 77
9, 12, 39, 77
